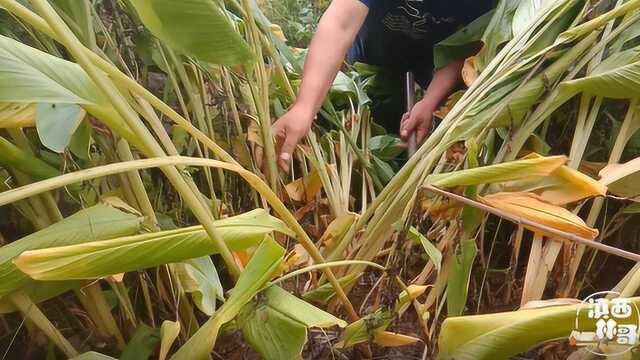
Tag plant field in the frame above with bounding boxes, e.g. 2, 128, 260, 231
1, 0, 640, 359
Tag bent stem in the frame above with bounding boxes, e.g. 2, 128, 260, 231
29, 0, 241, 279
0, 155, 360, 320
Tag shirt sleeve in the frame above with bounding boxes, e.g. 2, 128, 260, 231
358, 0, 372, 8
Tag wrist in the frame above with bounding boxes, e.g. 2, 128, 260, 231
416, 98, 438, 114
290, 103, 316, 123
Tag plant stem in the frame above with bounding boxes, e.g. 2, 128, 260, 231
29, 0, 241, 279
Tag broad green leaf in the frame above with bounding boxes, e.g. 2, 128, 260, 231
0, 35, 138, 148
406, 226, 442, 272
369, 135, 404, 161
36, 103, 86, 153
128, 0, 254, 65
486, 31, 598, 129
426, 155, 567, 188
68, 120, 92, 160
15, 209, 293, 281
438, 297, 640, 360
433, 10, 493, 69
448, 149, 481, 317
171, 237, 286, 360
238, 286, 346, 360
171, 257, 224, 316
239, 299, 306, 360
0, 136, 61, 181
0, 203, 143, 298
599, 157, 640, 200
120, 324, 161, 360
512, 0, 556, 37
0, 35, 97, 104
472, 0, 519, 71
559, 48, 640, 99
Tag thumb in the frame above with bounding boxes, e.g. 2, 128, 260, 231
401, 114, 418, 141
278, 133, 299, 172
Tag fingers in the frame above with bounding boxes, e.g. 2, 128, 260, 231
278, 132, 299, 172
416, 117, 433, 145
400, 112, 419, 142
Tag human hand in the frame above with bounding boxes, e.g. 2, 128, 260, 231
400, 99, 436, 146
256, 106, 313, 172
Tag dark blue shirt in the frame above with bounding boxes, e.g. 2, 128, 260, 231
349, 0, 493, 77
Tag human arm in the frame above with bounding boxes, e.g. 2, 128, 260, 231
400, 59, 464, 145
271, 0, 369, 170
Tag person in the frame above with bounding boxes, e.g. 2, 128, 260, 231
271, 0, 494, 171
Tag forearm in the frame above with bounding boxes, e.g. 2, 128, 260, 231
292, 0, 368, 119
421, 60, 464, 108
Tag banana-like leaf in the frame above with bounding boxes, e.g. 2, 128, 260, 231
129, 0, 254, 65
0, 136, 61, 181
171, 237, 286, 360
438, 298, 640, 360
120, 324, 161, 360
238, 286, 346, 360
0, 203, 143, 299
500, 153, 607, 205
426, 155, 567, 188
433, 10, 493, 70
406, 226, 442, 272
478, 192, 599, 239
0, 35, 138, 147
15, 209, 294, 281
0, 35, 96, 104
171, 257, 224, 316
472, 0, 519, 71
0, 102, 34, 128
599, 157, 640, 200
36, 103, 87, 153
512, 0, 556, 36
559, 48, 640, 99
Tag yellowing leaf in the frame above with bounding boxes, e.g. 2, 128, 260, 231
599, 157, 640, 200
270, 24, 287, 42
428, 155, 568, 188
0, 102, 34, 128
374, 331, 421, 347
509, 153, 608, 205
461, 56, 479, 87
285, 168, 324, 203
479, 192, 598, 239
538, 164, 607, 205
159, 320, 180, 360
319, 212, 357, 251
